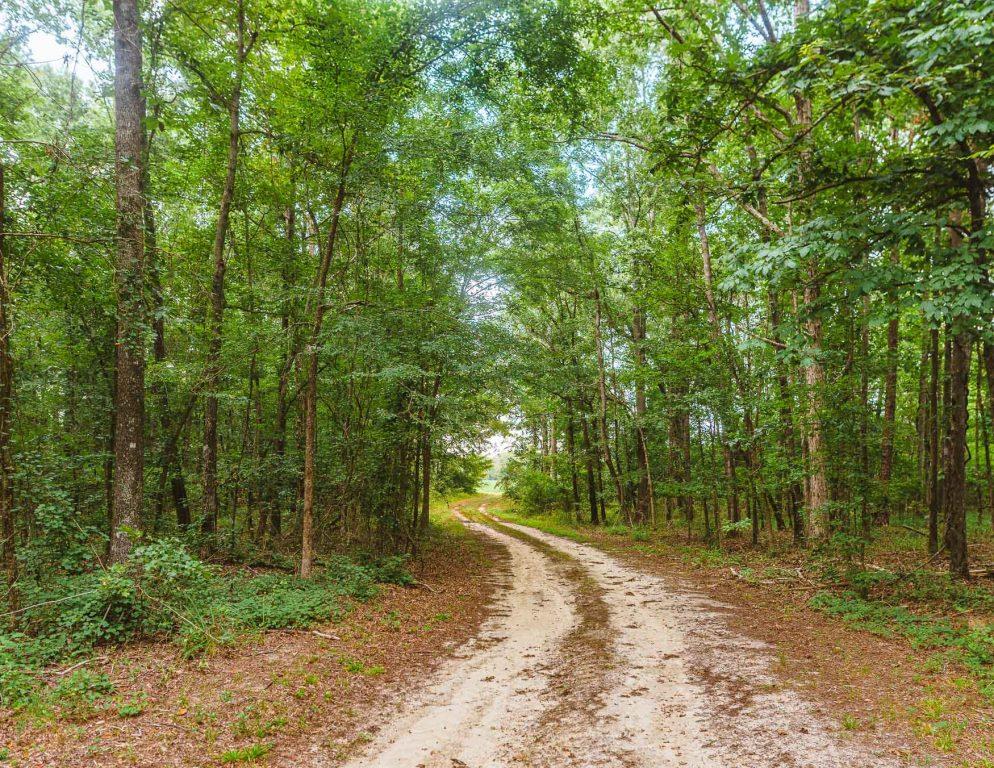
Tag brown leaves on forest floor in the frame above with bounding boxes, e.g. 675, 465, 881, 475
569, 525, 994, 767
0, 521, 506, 768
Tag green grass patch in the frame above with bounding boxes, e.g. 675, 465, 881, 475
811, 590, 994, 699
218, 742, 272, 764
486, 507, 592, 542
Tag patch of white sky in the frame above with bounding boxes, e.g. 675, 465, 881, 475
19, 10, 105, 86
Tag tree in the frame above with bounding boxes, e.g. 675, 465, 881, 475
108, 0, 148, 563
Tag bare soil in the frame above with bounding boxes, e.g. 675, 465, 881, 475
345, 502, 914, 767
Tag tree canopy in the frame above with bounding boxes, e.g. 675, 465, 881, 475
0, 0, 992, 611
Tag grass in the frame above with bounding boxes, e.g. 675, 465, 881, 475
217, 742, 272, 764
810, 590, 994, 700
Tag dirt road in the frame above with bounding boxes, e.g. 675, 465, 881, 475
343, 505, 904, 768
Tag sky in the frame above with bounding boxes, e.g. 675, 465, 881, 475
25, 22, 102, 84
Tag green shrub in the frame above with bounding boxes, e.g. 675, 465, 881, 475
500, 458, 566, 514
0, 538, 414, 713
52, 669, 114, 720
365, 555, 416, 586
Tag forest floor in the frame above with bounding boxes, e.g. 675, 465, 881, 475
5, 498, 993, 767
0, 511, 505, 767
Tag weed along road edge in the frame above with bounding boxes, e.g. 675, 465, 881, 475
339, 501, 903, 768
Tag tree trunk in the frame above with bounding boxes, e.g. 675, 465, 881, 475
259, 205, 296, 541
977, 343, 994, 528
109, 0, 147, 563
419, 374, 442, 537
565, 401, 581, 513
926, 327, 940, 554
943, 329, 971, 577
300, 161, 351, 578
984, 342, 994, 527
633, 304, 651, 524
0, 163, 16, 611
878, 248, 900, 524
202, 12, 247, 538
200, 2, 255, 541
769, 290, 803, 541
593, 287, 624, 511
580, 410, 599, 524
793, 0, 829, 541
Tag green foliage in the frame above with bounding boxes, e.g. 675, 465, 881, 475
500, 457, 568, 514
51, 669, 115, 720
811, 591, 994, 699
0, 540, 413, 713
217, 743, 272, 764
437, 454, 492, 496
363, 555, 416, 587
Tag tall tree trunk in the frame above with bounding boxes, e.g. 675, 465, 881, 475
977, 344, 994, 528
926, 327, 941, 554
769, 290, 803, 541
0, 163, 16, 611
793, 0, 829, 540
419, 374, 442, 537
593, 287, 624, 511
109, 0, 147, 563
259, 204, 296, 541
984, 343, 994, 527
202, 7, 248, 538
633, 304, 651, 524
300, 160, 351, 578
566, 402, 581, 513
143, 116, 191, 533
580, 409, 599, 524
878, 247, 900, 525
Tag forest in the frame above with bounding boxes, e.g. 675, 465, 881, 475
2, 0, 994, 765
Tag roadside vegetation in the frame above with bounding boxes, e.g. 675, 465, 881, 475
2, 0, 994, 762
0, 536, 413, 717
0, 500, 499, 765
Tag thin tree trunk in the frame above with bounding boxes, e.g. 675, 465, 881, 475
878, 248, 900, 524
593, 287, 624, 511
202, 4, 248, 538
633, 304, 650, 524
419, 374, 442, 537
977, 344, 994, 528
0, 163, 16, 611
566, 400, 581, 513
109, 0, 147, 563
984, 342, 994, 527
769, 290, 803, 541
300, 159, 351, 578
943, 329, 971, 577
926, 327, 940, 554
580, 409, 599, 525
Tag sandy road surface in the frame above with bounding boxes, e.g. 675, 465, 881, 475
342, 506, 904, 768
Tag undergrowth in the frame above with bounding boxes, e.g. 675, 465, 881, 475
811, 591, 994, 700
0, 539, 413, 715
